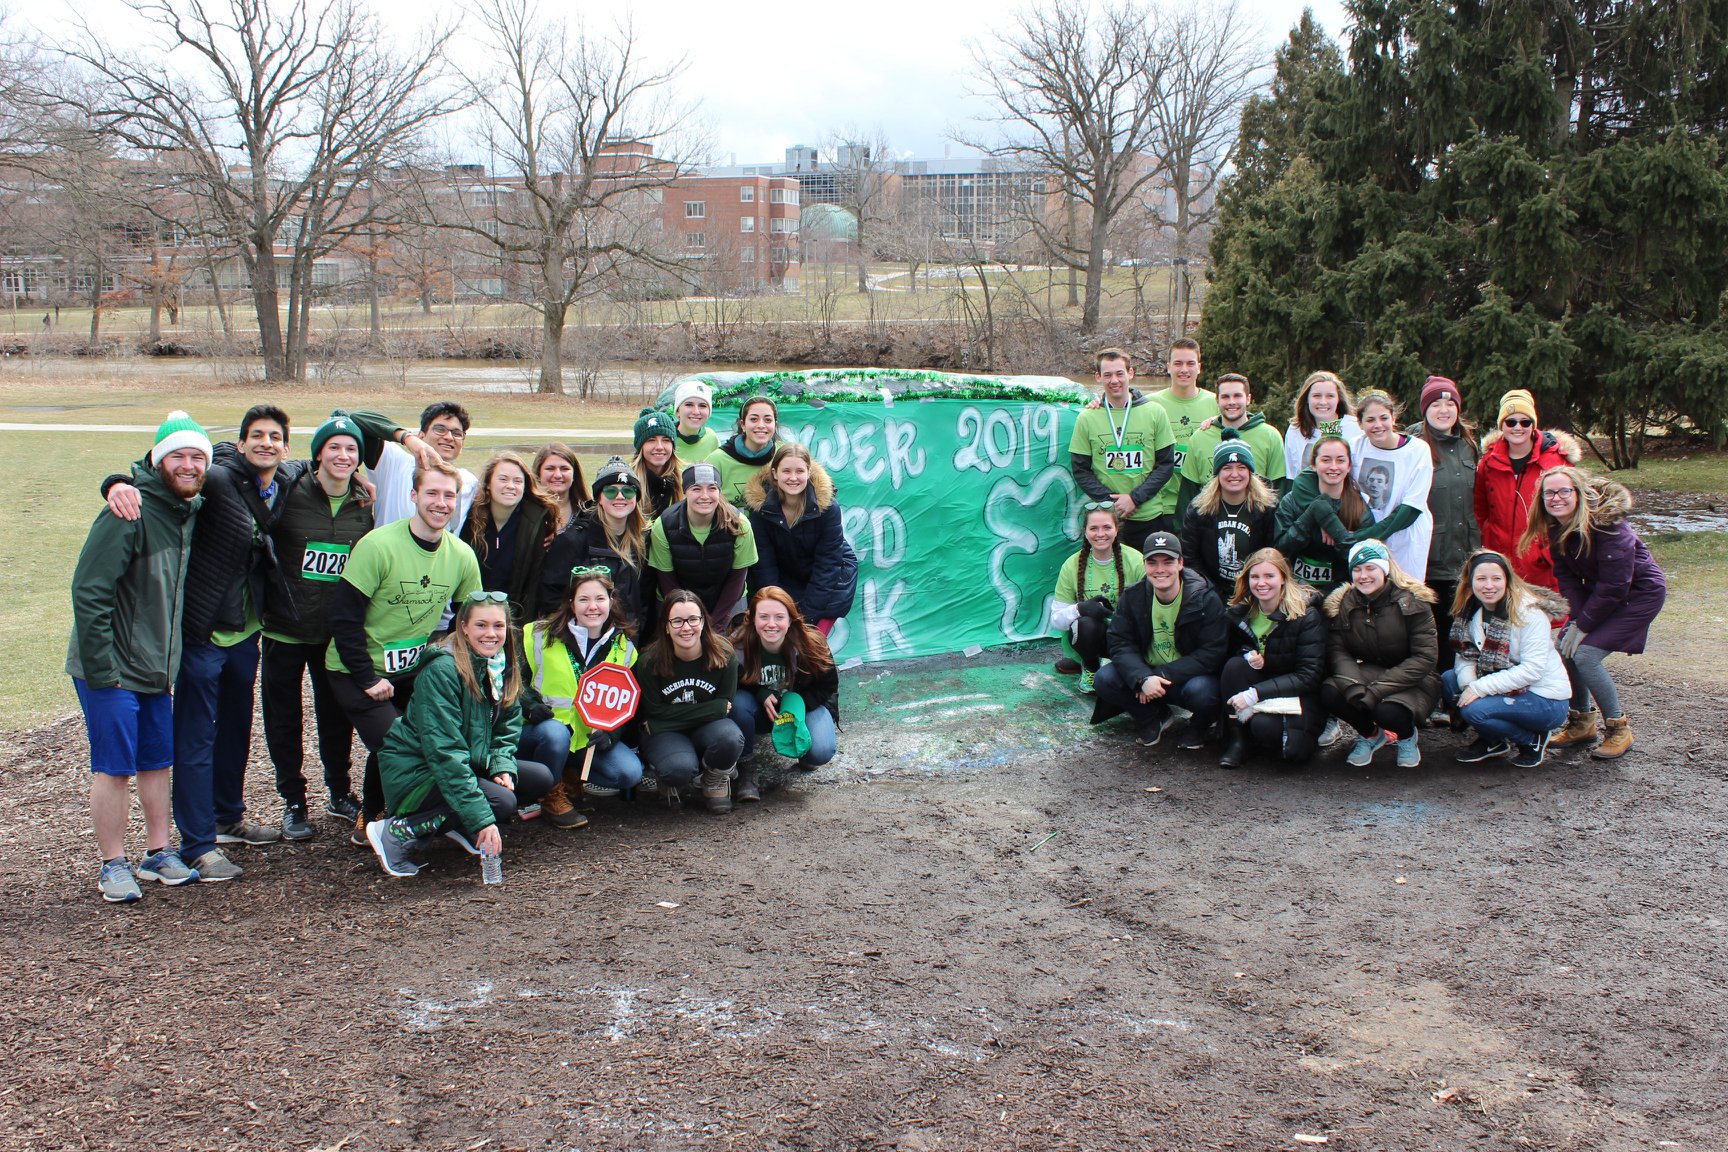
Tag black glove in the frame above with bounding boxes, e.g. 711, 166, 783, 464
522, 700, 554, 726
584, 729, 615, 754
1077, 595, 1114, 621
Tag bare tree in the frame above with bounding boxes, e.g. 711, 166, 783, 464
823, 129, 896, 294
964, 1, 1170, 334
452, 0, 697, 395
1145, 0, 1264, 327
70, 0, 455, 380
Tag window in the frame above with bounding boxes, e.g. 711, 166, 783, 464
686, 232, 705, 248
740, 247, 756, 263
771, 246, 794, 264
684, 201, 705, 218
770, 217, 798, 233
769, 188, 799, 205
740, 188, 755, 203
740, 216, 755, 233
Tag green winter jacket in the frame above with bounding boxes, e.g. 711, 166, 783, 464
67, 462, 201, 692
378, 645, 522, 835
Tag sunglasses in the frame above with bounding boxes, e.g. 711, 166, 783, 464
1502, 417, 1534, 428
466, 590, 508, 604
1082, 501, 1116, 513
570, 565, 611, 579
600, 484, 639, 500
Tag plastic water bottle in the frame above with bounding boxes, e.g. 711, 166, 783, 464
480, 850, 503, 885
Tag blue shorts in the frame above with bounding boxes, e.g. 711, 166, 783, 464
73, 679, 174, 777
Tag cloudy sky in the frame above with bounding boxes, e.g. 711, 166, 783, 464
30, 0, 1351, 167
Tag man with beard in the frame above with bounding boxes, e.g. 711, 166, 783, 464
327, 460, 483, 835
69, 413, 211, 902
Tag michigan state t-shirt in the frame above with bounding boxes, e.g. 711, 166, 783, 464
1148, 588, 1183, 666
1148, 389, 1220, 517
1068, 400, 1175, 523
327, 519, 482, 678
1212, 502, 1258, 592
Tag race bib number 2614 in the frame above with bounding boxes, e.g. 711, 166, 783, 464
1103, 448, 1145, 472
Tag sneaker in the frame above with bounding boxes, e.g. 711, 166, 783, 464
1346, 731, 1389, 767
216, 818, 282, 846
1319, 717, 1345, 748
1135, 716, 1168, 747
584, 783, 620, 799
444, 828, 482, 855
1054, 656, 1082, 675
280, 804, 314, 841
325, 793, 362, 823
637, 773, 659, 794
366, 818, 421, 877
1454, 737, 1510, 764
188, 848, 243, 882
1078, 669, 1096, 695
1396, 732, 1422, 768
518, 803, 542, 821
1510, 731, 1550, 769
1175, 724, 1210, 751
98, 859, 142, 903
138, 849, 199, 886
349, 813, 367, 847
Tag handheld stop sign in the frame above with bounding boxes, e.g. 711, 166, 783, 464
575, 662, 640, 732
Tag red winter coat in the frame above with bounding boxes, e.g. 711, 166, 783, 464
1472, 429, 1580, 590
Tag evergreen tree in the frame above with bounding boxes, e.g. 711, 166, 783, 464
1201, 0, 1728, 466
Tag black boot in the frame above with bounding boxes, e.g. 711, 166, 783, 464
734, 761, 761, 803
1218, 720, 1249, 769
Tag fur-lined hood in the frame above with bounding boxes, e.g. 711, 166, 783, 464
1479, 427, 1583, 466
1522, 585, 1572, 624
1322, 578, 1437, 618
742, 458, 836, 515
1585, 477, 1634, 529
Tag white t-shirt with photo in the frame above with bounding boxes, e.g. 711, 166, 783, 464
1283, 414, 1363, 479
1353, 434, 1434, 578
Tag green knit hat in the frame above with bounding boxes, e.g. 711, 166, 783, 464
310, 411, 365, 466
1348, 539, 1391, 575
151, 410, 213, 466
634, 408, 675, 452
1211, 429, 1256, 474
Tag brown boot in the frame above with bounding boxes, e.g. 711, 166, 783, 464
1592, 716, 1634, 759
541, 782, 589, 829
1548, 708, 1601, 750
702, 766, 733, 814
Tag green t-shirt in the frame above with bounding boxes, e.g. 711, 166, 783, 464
1147, 389, 1221, 516
710, 449, 770, 505
1067, 400, 1175, 523
1053, 546, 1147, 605
1180, 419, 1288, 487
1248, 609, 1276, 649
327, 519, 483, 678
211, 584, 261, 648
647, 514, 759, 571
676, 427, 720, 461
1148, 587, 1183, 667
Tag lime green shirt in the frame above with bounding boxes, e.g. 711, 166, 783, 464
327, 519, 483, 678
647, 515, 759, 571
1248, 609, 1276, 649
1148, 587, 1183, 666
1053, 546, 1147, 605
1180, 419, 1288, 487
211, 584, 261, 648
710, 449, 770, 505
677, 427, 720, 461
1068, 400, 1175, 523
1148, 389, 1220, 516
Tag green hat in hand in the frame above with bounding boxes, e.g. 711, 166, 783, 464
771, 691, 812, 759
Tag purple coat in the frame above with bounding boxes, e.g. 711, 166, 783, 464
1549, 483, 1666, 654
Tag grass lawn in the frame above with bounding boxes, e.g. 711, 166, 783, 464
3, 371, 1720, 734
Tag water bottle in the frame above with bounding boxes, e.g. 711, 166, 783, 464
480, 849, 503, 885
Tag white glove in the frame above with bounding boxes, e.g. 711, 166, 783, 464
1228, 687, 1259, 714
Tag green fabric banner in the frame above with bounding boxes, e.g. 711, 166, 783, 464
734, 398, 1086, 665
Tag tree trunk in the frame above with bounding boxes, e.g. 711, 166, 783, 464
87, 267, 102, 343
368, 241, 382, 342
538, 305, 565, 394
250, 247, 289, 380
148, 300, 162, 343
207, 254, 233, 339
1082, 222, 1107, 334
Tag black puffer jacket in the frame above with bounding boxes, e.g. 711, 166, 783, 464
182, 447, 284, 644
1225, 587, 1326, 699
1092, 569, 1227, 725
539, 509, 648, 625
741, 463, 858, 623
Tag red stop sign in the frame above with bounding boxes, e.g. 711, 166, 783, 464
576, 662, 640, 731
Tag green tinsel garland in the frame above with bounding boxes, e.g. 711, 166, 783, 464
689, 368, 1091, 407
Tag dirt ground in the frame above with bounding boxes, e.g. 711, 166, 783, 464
3, 645, 1725, 1152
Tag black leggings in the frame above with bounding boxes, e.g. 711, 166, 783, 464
1321, 683, 1417, 740
1220, 656, 1321, 763
1428, 581, 1459, 678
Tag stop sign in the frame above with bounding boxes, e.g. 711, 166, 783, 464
575, 662, 640, 731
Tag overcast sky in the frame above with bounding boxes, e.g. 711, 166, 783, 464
29, 0, 1351, 166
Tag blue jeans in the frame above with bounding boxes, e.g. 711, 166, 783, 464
1443, 669, 1570, 748
517, 717, 643, 792
1094, 664, 1221, 732
173, 635, 261, 860
731, 691, 838, 767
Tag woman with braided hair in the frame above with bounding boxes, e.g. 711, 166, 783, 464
1049, 502, 1146, 694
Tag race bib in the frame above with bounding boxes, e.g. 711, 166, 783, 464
300, 542, 351, 582
1172, 443, 1188, 468
381, 636, 428, 675
1103, 448, 1145, 472
1292, 556, 1333, 585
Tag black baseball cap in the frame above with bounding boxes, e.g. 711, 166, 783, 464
1144, 532, 1182, 560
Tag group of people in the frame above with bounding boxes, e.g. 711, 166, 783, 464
68, 348, 1668, 904
69, 382, 858, 902
1058, 344, 1667, 775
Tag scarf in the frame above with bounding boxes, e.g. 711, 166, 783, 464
1450, 602, 1515, 674
486, 652, 507, 699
